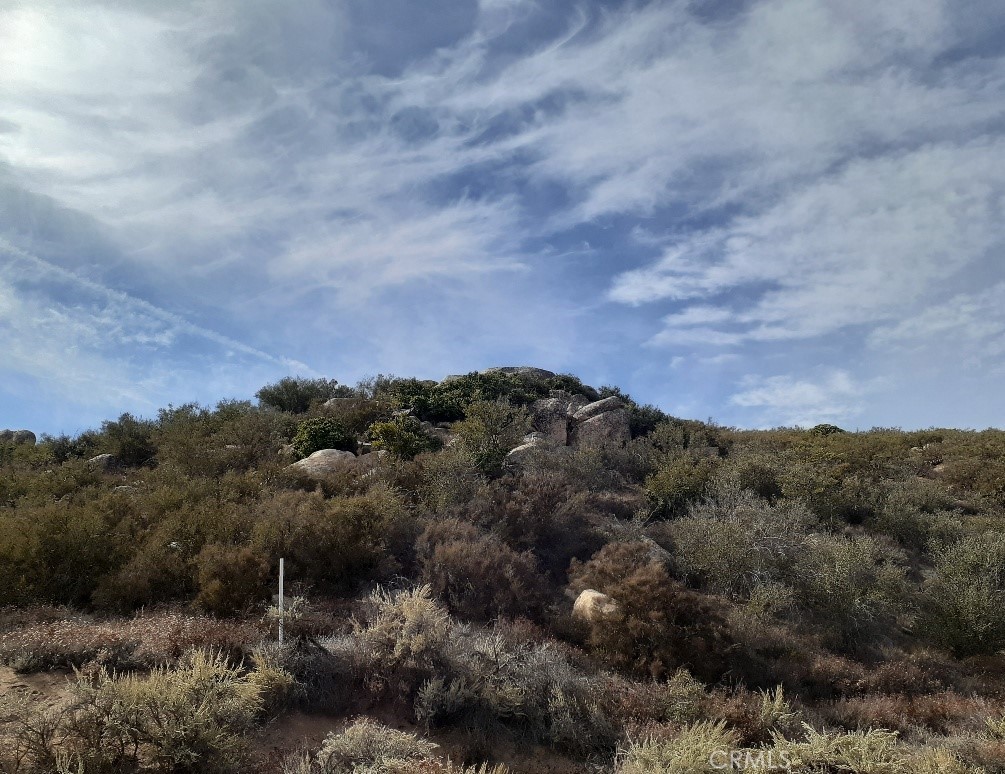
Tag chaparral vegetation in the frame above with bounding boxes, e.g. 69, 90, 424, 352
1, 367, 1004, 772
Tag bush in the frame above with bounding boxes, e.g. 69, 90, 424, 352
644, 455, 718, 518
292, 416, 356, 458
616, 720, 738, 774
417, 521, 548, 622
256, 376, 347, 413
369, 415, 442, 460
657, 496, 814, 598
0, 649, 281, 774
789, 534, 912, 651
569, 543, 733, 681
100, 412, 157, 466
291, 717, 439, 774
453, 400, 530, 477
252, 487, 412, 595
195, 543, 270, 616
416, 629, 616, 756
923, 532, 1005, 656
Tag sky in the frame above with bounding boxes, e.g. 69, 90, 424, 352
1, 0, 1004, 435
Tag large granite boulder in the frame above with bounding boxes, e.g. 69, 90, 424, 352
572, 396, 624, 422
481, 366, 556, 380
530, 397, 569, 445
289, 448, 356, 477
1, 429, 36, 446
571, 408, 631, 449
87, 453, 119, 471
572, 589, 619, 623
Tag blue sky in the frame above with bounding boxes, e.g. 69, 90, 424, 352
2, 0, 1004, 435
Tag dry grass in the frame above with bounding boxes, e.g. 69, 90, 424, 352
0, 611, 265, 673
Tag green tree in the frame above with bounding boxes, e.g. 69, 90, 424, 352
453, 400, 530, 476
256, 376, 347, 414
292, 417, 356, 458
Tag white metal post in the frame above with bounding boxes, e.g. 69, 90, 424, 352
278, 558, 285, 645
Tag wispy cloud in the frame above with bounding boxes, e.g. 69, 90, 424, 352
730, 370, 871, 428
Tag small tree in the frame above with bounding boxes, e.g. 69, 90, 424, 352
452, 400, 530, 477
256, 377, 347, 414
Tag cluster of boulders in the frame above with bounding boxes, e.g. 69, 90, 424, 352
0, 429, 36, 446
506, 393, 631, 466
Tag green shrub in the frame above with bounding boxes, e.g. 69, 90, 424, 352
292, 416, 356, 458
658, 497, 814, 598
284, 717, 439, 774
252, 487, 412, 595
789, 534, 912, 650
644, 455, 718, 518
368, 415, 442, 460
923, 532, 1005, 655
453, 400, 530, 477
0, 649, 279, 774
100, 412, 157, 466
256, 376, 347, 413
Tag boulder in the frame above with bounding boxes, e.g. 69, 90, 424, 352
504, 441, 543, 467
289, 448, 356, 477
572, 589, 619, 623
87, 453, 119, 471
530, 398, 569, 445
571, 408, 631, 449
1, 429, 36, 446
481, 366, 556, 381
572, 396, 624, 422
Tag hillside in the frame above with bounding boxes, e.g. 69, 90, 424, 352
1, 367, 1004, 773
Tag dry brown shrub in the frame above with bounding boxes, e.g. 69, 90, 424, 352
0, 611, 264, 672
822, 692, 1003, 737
569, 543, 733, 682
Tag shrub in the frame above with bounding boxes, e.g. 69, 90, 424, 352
416, 630, 616, 756
616, 720, 738, 774
658, 497, 813, 598
252, 488, 412, 595
100, 412, 157, 466
923, 532, 1005, 656
195, 543, 270, 616
292, 417, 356, 458
368, 415, 442, 460
296, 717, 439, 774
789, 534, 912, 651
256, 376, 347, 414
644, 455, 718, 518
769, 725, 904, 773
417, 523, 548, 622
0, 649, 280, 774
452, 400, 530, 477
570, 543, 733, 681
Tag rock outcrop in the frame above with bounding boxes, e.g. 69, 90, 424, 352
1, 429, 36, 446
571, 408, 631, 449
530, 397, 569, 445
